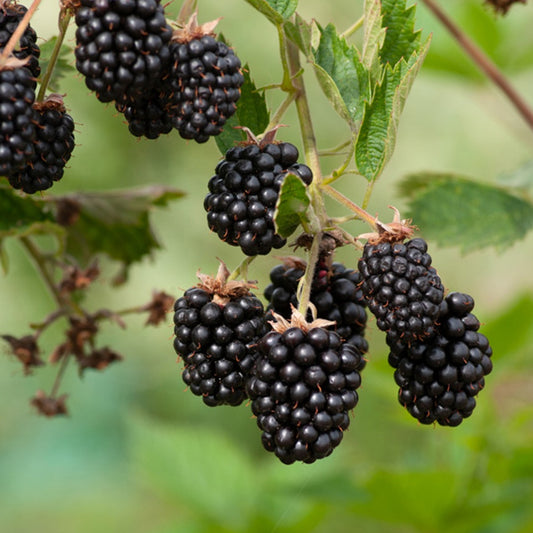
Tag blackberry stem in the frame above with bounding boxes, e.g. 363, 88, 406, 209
421, 0, 533, 133
341, 15, 364, 39
0, 0, 42, 66
322, 184, 377, 229
266, 91, 297, 131
228, 255, 256, 282
296, 231, 322, 316
36, 11, 72, 102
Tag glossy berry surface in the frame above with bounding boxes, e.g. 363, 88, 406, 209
387, 292, 493, 426
9, 100, 75, 194
204, 142, 312, 256
173, 287, 267, 406
0, 2, 41, 81
74, 0, 172, 104
168, 35, 244, 143
0, 66, 36, 176
264, 261, 369, 355
358, 238, 444, 344
247, 327, 364, 464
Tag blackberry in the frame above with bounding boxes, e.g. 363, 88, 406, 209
358, 237, 444, 344
115, 88, 173, 139
8, 95, 75, 193
264, 259, 369, 355
204, 141, 313, 256
388, 292, 493, 426
172, 265, 267, 406
0, 0, 41, 82
0, 64, 36, 176
168, 20, 244, 143
74, 0, 172, 104
248, 321, 364, 464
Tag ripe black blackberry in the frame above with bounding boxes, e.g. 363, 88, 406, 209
358, 237, 444, 344
388, 292, 493, 426
172, 264, 268, 407
264, 258, 369, 355
247, 315, 364, 464
74, 0, 172, 104
0, 63, 36, 176
8, 95, 75, 194
115, 88, 173, 139
0, 0, 41, 82
167, 17, 244, 143
204, 140, 313, 256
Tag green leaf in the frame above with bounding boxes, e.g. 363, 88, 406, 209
215, 66, 270, 155
0, 183, 55, 236
312, 23, 371, 128
274, 173, 311, 238
265, 0, 297, 19
284, 13, 313, 55
128, 415, 259, 530
379, 0, 421, 67
243, 0, 285, 24
50, 186, 184, 270
355, 39, 429, 181
362, 0, 386, 83
399, 173, 533, 251
38, 37, 75, 91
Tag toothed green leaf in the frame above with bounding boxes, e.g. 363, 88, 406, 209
399, 172, 533, 251
244, 0, 296, 24
274, 173, 311, 238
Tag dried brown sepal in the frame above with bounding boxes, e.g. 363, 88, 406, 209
77, 347, 123, 373
196, 260, 257, 306
172, 12, 221, 43
292, 231, 344, 256
1, 334, 43, 374
33, 94, 66, 113
358, 206, 416, 245
485, 0, 527, 14
91, 309, 127, 329
273, 255, 308, 271
49, 342, 69, 364
233, 125, 287, 150
268, 308, 335, 334
55, 198, 81, 226
142, 290, 175, 326
59, 261, 100, 295
60, 0, 81, 15
65, 316, 98, 359
31, 390, 68, 417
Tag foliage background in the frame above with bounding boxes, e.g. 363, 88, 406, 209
1, 0, 533, 531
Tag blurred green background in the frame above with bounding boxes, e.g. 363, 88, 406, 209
1, 1, 533, 531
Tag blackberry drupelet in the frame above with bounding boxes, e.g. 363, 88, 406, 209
247, 324, 364, 464
8, 95, 75, 193
0, 64, 36, 176
204, 141, 312, 256
173, 268, 268, 407
358, 237, 444, 344
388, 292, 493, 426
168, 33, 244, 143
264, 260, 369, 355
74, 0, 172, 104
0, 0, 41, 82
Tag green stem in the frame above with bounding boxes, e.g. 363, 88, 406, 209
277, 24, 293, 91
341, 15, 364, 39
266, 91, 298, 131
36, 12, 72, 102
297, 232, 322, 316
322, 184, 377, 229
362, 181, 375, 210
50, 352, 71, 399
227, 256, 256, 281
0, 0, 42, 66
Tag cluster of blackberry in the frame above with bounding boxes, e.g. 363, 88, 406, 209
172, 273, 267, 407
0, 1, 75, 193
358, 232, 493, 426
74, 3, 244, 141
264, 259, 368, 354
247, 326, 364, 464
204, 141, 313, 256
